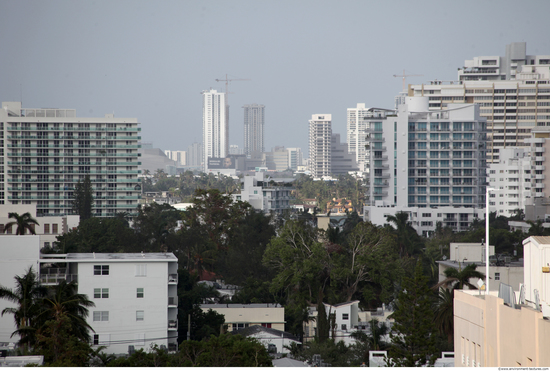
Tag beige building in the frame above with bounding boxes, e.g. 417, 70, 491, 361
200, 303, 285, 332
0, 204, 79, 250
453, 236, 550, 367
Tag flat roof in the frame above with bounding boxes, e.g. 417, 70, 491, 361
40, 252, 177, 262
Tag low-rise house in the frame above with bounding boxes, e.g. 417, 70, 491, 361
231, 325, 300, 355
200, 303, 285, 332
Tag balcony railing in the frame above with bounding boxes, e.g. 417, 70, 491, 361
168, 274, 178, 284
168, 320, 178, 329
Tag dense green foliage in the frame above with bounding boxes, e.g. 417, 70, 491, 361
72, 175, 94, 220
2, 212, 39, 235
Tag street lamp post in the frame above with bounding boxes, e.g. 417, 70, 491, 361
486, 187, 496, 295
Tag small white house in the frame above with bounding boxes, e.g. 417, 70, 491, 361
201, 303, 285, 332
232, 325, 300, 354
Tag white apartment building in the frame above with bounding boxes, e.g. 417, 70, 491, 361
0, 102, 142, 217
347, 103, 371, 171
363, 97, 488, 236
231, 172, 293, 214
0, 237, 178, 355
39, 252, 179, 354
309, 114, 332, 178
410, 42, 550, 163
202, 89, 227, 171
243, 104, 264, 157
164, 150, 186, 166
487, 148, 531, 217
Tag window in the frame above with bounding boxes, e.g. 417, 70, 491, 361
94, 265, 109, 275
495, 272, 500, 281
94, 288, 109, 299
135, 264, 147, 277
44, 224, 50, 234
93, 311, 109, 321
342, 324, 347, 330
261, 323, 272, 328
137, 288, 144, 298
52, 224, 58, 234
136, 311, 144, 321
93, 334, 99, 345
342, 313, 349, 320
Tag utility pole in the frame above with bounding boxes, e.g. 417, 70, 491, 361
215, 75, 250, 156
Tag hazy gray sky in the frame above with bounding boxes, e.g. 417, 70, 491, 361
1, 0, 549, 155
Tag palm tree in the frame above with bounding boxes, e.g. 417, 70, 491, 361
38, 280, 95, 343
0, 267, 48, 348
434, 263, 485, 290
433, 288, 454, 344
3, 212, 40, 235
385, 212, 423, 258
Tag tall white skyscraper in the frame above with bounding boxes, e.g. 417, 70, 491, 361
243, 104, 265, 157
202, 89, 227, 170
347, 103, 372, 171
309, 114, 332, 178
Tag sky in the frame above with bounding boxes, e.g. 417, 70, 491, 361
1, 0, 549, 157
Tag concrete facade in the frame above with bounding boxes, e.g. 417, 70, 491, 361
202, 89, 227, 171
0, 102, 142, 217
231, 172, 292, 214
410, 42, 550, 163
453, 236, 550, 367
243, 104, 265, 157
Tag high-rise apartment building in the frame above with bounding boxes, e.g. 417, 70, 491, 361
309, 114, 332, 178
363, 97, 488, 236
186, 142, 203, 168
243, 104, 265, 157
202, 89, 227, 171
347, 103, 371, 170
331, 134, 359, 176
286, 148, 303, 171
409, 42, 550, 163
0, 102, 141, 217
487, 148, 531, 217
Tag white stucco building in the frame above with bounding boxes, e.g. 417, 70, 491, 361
39, 252, 179, 354
453, 236, 550, 367
347, 103, 372, 171
200, 303, 285, 332
0, 239, 179, 355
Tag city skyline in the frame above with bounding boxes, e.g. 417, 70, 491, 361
1, 1, 549, 154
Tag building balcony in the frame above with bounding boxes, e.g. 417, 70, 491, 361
373, 164, 389, 169
535, 156, 546, 162
168, 320, 178, 330
373, 155, 388, 161
168, 274, 178, 284
168, 296, 178, 307
373, 191, 388, 197
40, 273, 78, 285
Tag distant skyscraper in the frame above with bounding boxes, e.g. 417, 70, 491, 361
243, 104, 265, 157
187, 142, 203, 168
286, 148, 303, 171
202, 89, 227, 171
229, 144, 244, 155
309, 114, 332, 178
347, 103, 372, 171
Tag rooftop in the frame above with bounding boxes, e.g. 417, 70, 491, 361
40, 252, 177, 262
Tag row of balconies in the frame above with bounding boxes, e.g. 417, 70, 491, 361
7, 153, 141, 157
8, 178, 141, 183
7, 135, 139, 140
8, 170, 139, 175
8, 186, 142, 192
8, 161, 140, 166
8, 126, 140, 132
9, 195, 141, 201
7, 144, 140, 149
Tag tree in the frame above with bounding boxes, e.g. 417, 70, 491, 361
3, 212, 40, 235
0, 266, 48, 349
388, 260, 438, 367
433, 288, 454, 345
385, 212, 424, 258
434, 263, 485, 290
72, 175, 94, 220
38, 280, 95, 344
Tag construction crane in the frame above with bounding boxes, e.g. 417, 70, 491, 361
393, 70, 423, 91
214, 74, 250, 156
